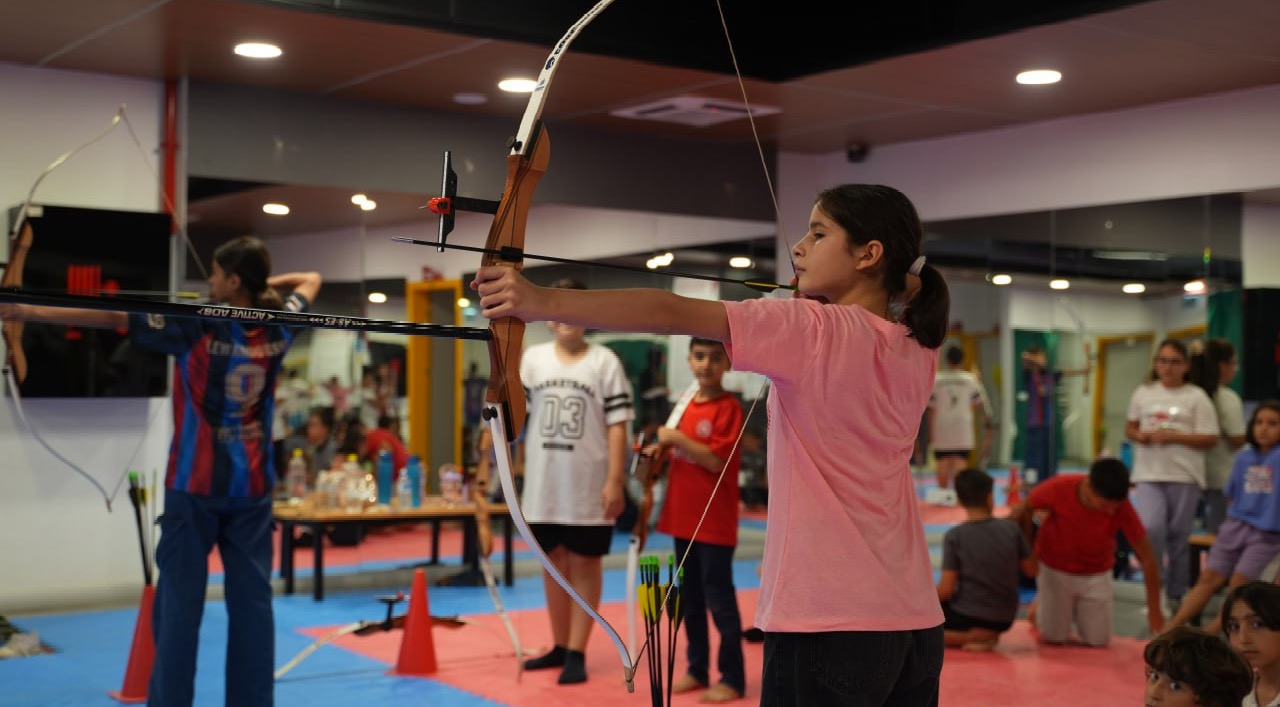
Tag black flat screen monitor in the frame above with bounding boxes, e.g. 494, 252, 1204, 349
6, 203, 172, 397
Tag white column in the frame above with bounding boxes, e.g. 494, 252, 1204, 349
1242, 203, 1280, 288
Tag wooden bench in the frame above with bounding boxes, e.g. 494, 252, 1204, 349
1188, 533, 1216, 626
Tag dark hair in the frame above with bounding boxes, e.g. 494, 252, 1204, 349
376, 414, 398, 430
1246, 399, 1280, 449
1188, 338, 1235, 399
1025, 344, 1044, 355
1149, 338, 1190, 382
945, 345, 964, 366
1222, 580, 1280, 634
689, 336, 726, 352
953, 468, 993, 508
813, 184, 949, 349
1088, 457, 1131, 500
308, 406, 335, 432
214, 236, 283, 309
1143, 626, 1253, 707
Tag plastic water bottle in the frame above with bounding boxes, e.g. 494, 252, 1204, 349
376, 450, 394, 505
286, 449, 308, 504
406, 455, 423, 508
439, 463, 463, 502
395, 467, 413, 510
341, 454, 364, 512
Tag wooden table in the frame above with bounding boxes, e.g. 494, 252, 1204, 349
274, 498, 513, 601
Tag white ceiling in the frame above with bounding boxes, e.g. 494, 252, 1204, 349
1, 0, 1276, 154
2, 0, 1276, 283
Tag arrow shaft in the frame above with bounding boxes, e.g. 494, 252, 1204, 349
392, 236, 788, 293
0, 289, 492, 340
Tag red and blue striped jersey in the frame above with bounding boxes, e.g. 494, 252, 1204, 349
128, 293, 307, 498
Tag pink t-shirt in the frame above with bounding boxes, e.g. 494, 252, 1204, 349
724, 297, 942, 632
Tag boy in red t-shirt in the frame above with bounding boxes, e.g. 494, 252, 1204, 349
648, 337, 746, 703
1010, 458, 1164, 645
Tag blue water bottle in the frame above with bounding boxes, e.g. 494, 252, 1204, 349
407, 455, 423, 508
376, 450, 393, 505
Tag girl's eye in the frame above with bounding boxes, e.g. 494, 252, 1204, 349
1167, 680, 1183, 692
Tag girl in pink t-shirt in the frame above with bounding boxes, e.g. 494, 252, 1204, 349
474, 184, 950, 706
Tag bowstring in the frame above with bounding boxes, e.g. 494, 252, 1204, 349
628, 0, 792, 681
4, 103, 210, 511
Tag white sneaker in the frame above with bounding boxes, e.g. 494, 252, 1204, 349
0, 631, 42, 658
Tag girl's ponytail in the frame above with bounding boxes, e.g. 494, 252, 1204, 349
903, 263, 949, 349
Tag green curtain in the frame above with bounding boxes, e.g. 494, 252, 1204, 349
1207, 288, 1243, 396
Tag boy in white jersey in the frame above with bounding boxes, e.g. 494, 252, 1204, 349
518, 278, 634, 685
927, 345, 992, 490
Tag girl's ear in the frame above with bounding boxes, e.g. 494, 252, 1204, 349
854, 239, 885, 272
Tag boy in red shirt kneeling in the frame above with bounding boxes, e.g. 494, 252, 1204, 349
1010, 458, 1165, 645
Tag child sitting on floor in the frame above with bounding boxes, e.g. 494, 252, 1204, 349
936, 468, 1037, 650
1143, 625, 1253, 707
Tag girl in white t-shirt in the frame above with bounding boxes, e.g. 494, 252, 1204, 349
1189, 338, 1247, 533
475, 184, 950, 706
1126, 339, 1219, 607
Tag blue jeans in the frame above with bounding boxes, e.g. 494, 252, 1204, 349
149, 489, 274, 707
673, 537, 745, 694
1023, 426, 1057, 484
762, 626, 943, 706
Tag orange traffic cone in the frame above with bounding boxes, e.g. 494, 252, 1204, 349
1005, 464, 1022, 507
390, 568, 438, 676
108, 584, 156, 703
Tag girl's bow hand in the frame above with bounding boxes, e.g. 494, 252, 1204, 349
472, 266, 542, 321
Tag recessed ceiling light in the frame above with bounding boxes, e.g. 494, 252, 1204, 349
262, 203, 289, 215
1122, 283, 1146, 294
498, 78, 537, 93
359, 200, 376, 211
1184, 280, 1207, 294
456, 297, 472, 308
728, 256, 753, 269
991, 273, 1013, 286
367, 292, 387, 304
234, 42, 282, 59
646, 252, 674, 270
1049, 278, 1070, 290
351, 193, 368, 205
452, 92, 488, 105
1016, 69, 1061, 85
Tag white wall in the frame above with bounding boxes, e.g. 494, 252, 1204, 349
778, 82, 1280, 231
988, 285, 1204, 464
0, 63, 171, 612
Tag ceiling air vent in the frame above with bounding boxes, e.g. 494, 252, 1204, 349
610, 96, 780, 127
